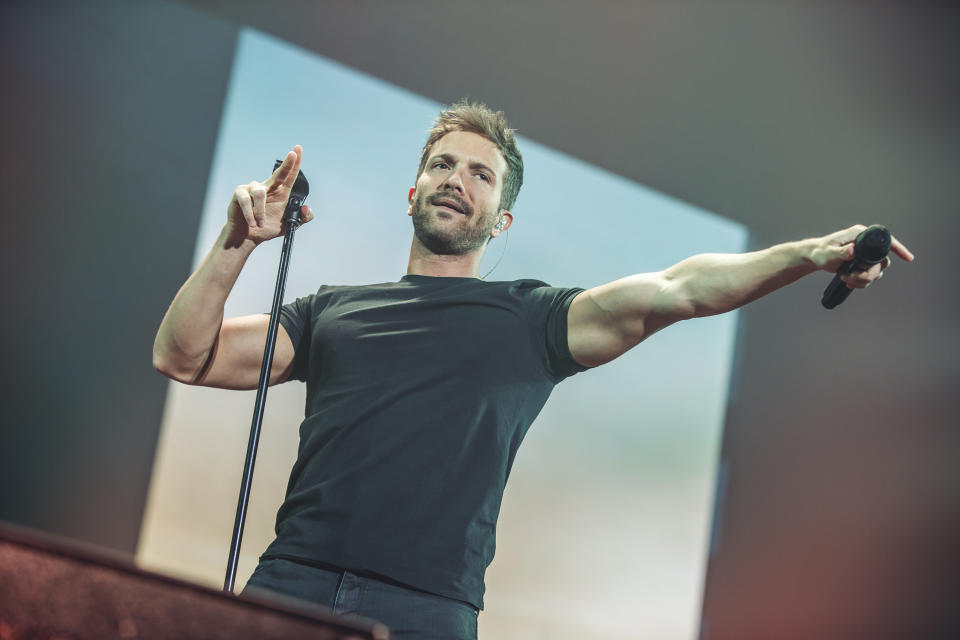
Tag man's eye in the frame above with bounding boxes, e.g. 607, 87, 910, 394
433, 162, 449, 170
476, 173, 490, 182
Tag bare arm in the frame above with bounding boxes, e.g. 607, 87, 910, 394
567, 225, 915, 367
152, 146, 314, 389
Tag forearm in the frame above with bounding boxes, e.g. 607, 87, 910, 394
153, 226, 257, 380
664, 238, 820, 318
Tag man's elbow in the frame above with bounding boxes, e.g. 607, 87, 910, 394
152, 342, 200, 385
153, 352, 184, 383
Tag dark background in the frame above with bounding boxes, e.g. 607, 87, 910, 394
1, 1, 957, 638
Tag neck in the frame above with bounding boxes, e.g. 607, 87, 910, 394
406, 236, 486, 278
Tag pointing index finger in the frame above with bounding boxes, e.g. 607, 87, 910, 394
268, 145, 302, 189
890, 234, 914, 262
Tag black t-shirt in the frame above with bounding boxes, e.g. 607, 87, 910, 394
261, 274, 586, 609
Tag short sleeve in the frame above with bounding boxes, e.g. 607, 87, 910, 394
543, 287, 589, 381
518, 283, 590, 382
277, 294, 314, 382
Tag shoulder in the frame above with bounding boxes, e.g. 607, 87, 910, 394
488, 277, 553, 297
295, 281, 401, 302
504, 278, 585, 306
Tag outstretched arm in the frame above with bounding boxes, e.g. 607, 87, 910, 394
567, 225, 914, 368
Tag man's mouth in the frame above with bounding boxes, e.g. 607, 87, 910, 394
431, 196, 468, 215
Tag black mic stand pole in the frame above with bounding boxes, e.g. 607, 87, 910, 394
223, 164, 309, 593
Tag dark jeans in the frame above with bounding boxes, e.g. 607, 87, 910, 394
241, 557, 478, 640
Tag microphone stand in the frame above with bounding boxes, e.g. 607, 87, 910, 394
223, 164, 309, 593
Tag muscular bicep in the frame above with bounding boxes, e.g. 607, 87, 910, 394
566, 272, 689, 368
192, 314, 297, 390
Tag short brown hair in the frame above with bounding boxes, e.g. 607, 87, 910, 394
416, 101, 524, 211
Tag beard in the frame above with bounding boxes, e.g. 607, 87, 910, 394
410, 190, 496, 255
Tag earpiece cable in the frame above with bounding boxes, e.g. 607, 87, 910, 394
481, 228, 509, 280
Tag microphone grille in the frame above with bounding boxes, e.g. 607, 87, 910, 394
856, 225, 892, 262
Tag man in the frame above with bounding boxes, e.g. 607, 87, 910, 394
153, 102, 913, 639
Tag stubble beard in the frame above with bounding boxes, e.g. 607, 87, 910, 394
410, 190, 496, 256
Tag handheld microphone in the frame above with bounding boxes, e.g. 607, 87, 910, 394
273, 159, 310, 227
821, 224, 891, 309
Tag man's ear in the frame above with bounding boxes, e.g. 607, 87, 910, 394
491, 210, 514, 237
407, 187, 415, 216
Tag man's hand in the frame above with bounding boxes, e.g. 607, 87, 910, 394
225, 145, 315, 246
809, 224, 915, 289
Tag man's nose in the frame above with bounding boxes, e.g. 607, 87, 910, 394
442, 169, 466, 193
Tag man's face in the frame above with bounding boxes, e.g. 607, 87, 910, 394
408, 131, 508, 256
